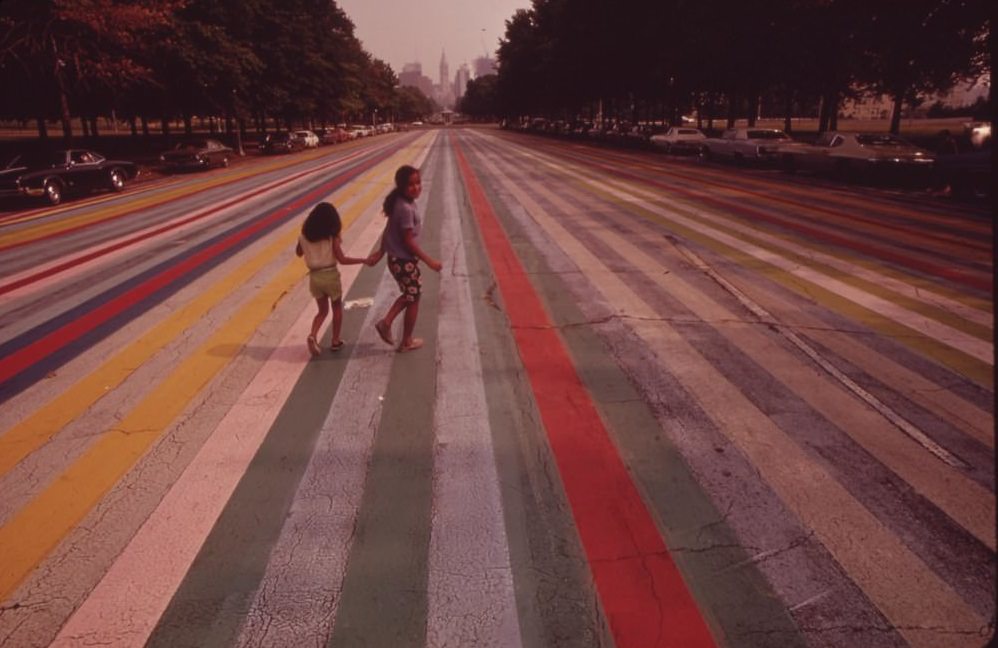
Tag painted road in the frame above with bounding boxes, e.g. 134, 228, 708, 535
0, 128, 992, 648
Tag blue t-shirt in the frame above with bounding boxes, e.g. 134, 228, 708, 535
383, 198, 420, 259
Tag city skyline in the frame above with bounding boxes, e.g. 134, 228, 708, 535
335, 0, 527, 78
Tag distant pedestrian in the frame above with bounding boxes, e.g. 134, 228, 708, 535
296, 202, 369, 356
367, 165, 442, 352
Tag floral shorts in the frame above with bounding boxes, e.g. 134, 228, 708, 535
388, 256, 421, 302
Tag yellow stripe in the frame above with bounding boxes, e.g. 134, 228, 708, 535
0, 144, 359, 248
0, 138, 428, 601
511, 142, 993, 386
0, 141, 420, 479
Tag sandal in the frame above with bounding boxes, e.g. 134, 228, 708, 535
397, 337, 424, 353
307, 335, 321, 356
374, 320, 394, 346
329, 340, 345, 352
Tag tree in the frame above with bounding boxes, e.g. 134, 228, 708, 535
459, 74, 498, 119
863, 0, 991, 133
0, 0, 182, 141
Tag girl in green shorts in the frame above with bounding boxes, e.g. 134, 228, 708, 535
296, 202, 368, 356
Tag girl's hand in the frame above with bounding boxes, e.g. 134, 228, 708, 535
427, 258, 443, 272
365, 252, 382, 266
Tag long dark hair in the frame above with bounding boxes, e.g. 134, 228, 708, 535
301, 202, 342, 241
382, 164, 418, 216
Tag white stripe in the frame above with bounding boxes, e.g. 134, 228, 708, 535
235, 136, 438, 645
426, 140, 521, 648
49, 207, 388, 648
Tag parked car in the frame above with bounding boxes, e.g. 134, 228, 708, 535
159, 138, 233, 171
348, 125, 372, 138
777, 132, 934, 180
650, 127, 708, 154
294, 130, 320, 148
261, 131, 307, 154
315, 127, 350, 144
700, 127, 792, 163
0, 149, 138, 206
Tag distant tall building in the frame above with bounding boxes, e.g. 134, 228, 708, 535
435, 50, 455, 109
473, 56, 497, 78
454, 63, 471, 102
399, 62, 434, 98
439, 50, 449, 88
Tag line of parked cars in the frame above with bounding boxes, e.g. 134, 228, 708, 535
505, 117, 990, 199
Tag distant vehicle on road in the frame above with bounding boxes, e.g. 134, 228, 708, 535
294, 130, 320, 148
650, 127, 707, 154
700, 127, 792, 163
0, 149, 138, 205
778, 132, 934, 179
159, 138, 233, 171
315, 127, 350, 144
261, 132, 307, 154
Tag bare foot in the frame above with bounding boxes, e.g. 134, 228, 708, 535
374, 320, 394, 346
397, 337, 424, 352
307, 335, 321, 356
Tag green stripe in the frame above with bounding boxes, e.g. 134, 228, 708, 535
326, 142, 445, 648
145, 262, 385, 648
467, 133, 808, 648
455, 133, 614, 648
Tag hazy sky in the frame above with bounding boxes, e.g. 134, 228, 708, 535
336, 0, 530, 79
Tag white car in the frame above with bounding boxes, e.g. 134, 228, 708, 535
650, 127, 707, 154
294, 130, 319, 148
700, 127, 793, 163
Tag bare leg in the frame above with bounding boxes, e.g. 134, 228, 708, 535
308, 297, 329, 355
310, 298, 329, 338
330, 298, 344, 346
399, 300, 420, 348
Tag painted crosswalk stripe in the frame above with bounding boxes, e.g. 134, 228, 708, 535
453, 138, 718, 648
425, 139, 520, 647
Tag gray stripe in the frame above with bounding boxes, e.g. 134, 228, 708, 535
326, 141, 445, 648
144, 262, 385, 648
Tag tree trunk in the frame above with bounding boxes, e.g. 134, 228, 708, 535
81, 118, 90, 138
161, 116, 170, 137
183, 114, 193, 134
726, 93, 737, 128
90, 116, 99, 138
747, 93, 758, 126
141, 115, 150, 137
129, 116, 138, 137
36, 117, 48, 139
784, 92, 793, 134
889, 91, 904, 134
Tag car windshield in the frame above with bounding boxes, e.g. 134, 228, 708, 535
748, 130, 789, 140
269, 133, 291, 142
6, 151, 65, 169
855, 134, 908, 146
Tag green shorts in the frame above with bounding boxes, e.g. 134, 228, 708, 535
308, 266, 342, 301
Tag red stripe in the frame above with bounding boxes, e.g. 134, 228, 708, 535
533, 142, 991, 291
0, 154, 378, 387
452, 139, 717, 648
0, 150, 369, 297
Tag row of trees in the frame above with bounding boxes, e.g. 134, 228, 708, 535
493, 0, 991, 133
0, 0, 437, 142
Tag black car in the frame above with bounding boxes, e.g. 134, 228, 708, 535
260, 132, 306, 154
0, 149, 138, 206
159, 138, 233, 171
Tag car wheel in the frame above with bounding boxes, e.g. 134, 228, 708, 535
44, 179, 63, 205
221, 156, 230, 168
697, 147, 710, 163
780, 154, 796, 174
109, 168, 126, 191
